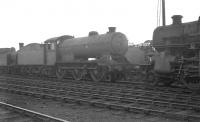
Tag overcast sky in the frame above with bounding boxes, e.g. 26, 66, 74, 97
0, 0, 199, 49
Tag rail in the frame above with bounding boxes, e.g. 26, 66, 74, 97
0, 101, 69, 122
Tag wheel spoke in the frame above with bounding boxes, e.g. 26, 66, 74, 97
89, 66, 105, 82
72, 69, 83, 81
56, 67, 65, 80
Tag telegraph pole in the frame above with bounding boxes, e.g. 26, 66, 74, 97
162, 0, 166, 26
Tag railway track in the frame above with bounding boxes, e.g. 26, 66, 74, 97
0, 75, 198, 102
0, 75, 200, 121
1, 74, 195, 98
0, 75, 197, 104
2, 73, 194, 94
0, 101, 68, 122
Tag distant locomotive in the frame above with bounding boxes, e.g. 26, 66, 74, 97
0, 48, 16, 66
151, 15, 200, 90
0, 27, 146, 82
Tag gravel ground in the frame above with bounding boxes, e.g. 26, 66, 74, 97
0, 92, 186, 122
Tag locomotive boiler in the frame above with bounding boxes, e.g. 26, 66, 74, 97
151, 15, 200, 90
57, 30, 128, 61
55, 27, 129, 81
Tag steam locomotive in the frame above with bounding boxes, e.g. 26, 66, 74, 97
151, 15, 200, 90
4, 14, 200, 91
0, 27, 146, 82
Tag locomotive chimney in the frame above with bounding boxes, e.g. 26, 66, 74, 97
19, 43, 24, 50
108, 27, 116, 33
172, 15, 183, 25
88, 31, 99, 36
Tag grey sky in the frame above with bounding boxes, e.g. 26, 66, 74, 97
0, 0, 199, 49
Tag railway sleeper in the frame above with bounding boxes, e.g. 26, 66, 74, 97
106, 102, 129, 111
1, 87, 200, 121
1, 77, 200, 104
1, 75, 195, 97
2, 82, 200, 112
2, 81, 200, 108
27, 87, 200, 106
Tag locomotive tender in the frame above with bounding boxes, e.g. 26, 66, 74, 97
152, 15, 200, 90
0, 27, 137, 82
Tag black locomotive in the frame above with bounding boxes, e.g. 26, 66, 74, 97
0, 27, 145, 82
150, 15, 200, 90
